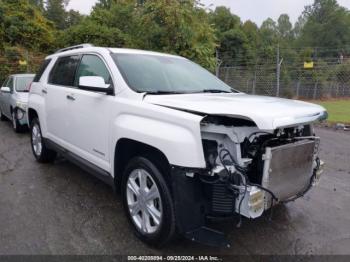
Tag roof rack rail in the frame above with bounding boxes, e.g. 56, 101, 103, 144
55, 44, 94, 54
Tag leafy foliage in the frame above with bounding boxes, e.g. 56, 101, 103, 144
0, 0, 55, 51
297, 0, 350, 56
2, 0, 350, 78
63, 0, 217, 70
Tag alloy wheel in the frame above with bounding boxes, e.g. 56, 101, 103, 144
126, 168, 163, 234
32, 123, 43, 156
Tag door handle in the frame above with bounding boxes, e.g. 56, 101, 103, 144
42, 89, 47, 94
66, 94, 76, 101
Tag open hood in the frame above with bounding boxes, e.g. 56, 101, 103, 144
144, 93, 327, 130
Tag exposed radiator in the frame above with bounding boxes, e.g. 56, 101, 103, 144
262, 139, 316, 208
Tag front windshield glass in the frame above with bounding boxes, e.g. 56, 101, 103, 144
16, 76, 34, 92
112, 53, 237, 94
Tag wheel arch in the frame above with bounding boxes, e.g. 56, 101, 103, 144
27, 108, 39, 127
114, 138, 172, 190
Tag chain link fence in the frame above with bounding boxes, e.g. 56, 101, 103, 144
1, 47, 350, 100
217, 53, 350, 99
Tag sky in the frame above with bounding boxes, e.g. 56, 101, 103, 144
67, 0, 350, 26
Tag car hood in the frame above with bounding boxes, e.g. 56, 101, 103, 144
144, 93, 327, 130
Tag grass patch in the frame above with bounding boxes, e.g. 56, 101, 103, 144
312, 99, 350, 124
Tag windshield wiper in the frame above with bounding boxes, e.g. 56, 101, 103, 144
200, 89, 232, 93
143, 89, 233, 95
143, 91, 185, 95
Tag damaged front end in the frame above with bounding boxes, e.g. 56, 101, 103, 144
171, 116, 324, 247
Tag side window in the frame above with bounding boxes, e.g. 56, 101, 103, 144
49, 55, 80, 87
33, 59, 52, 82
75, 55, 112, 87
2, 78, 9, 87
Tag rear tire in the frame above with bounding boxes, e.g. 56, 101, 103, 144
122, 157, 176, 247
30, 118, 57, 163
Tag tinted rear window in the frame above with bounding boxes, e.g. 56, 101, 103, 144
49, 55, 80, 86
33, 59, 52, 82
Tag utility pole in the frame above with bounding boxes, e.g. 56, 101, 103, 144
25, 50, 29, 73
215, 49, 222, 77
253, 61, 257, 95
276, 44, 283, 97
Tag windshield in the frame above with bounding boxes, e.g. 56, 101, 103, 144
16, 76, 34, 92
112, 53, 237, 94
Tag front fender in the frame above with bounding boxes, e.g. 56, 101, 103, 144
112, 112, 206, 168
27, 93, 47, 134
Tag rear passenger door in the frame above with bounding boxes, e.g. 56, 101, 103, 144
46, 55, 81, 145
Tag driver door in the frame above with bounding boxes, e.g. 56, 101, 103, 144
0, 77, 9, 115
0, 77, 13, 118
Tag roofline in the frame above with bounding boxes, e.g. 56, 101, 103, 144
46, 45, 185, 60
55, 44, 94, 54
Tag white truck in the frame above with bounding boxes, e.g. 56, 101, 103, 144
27, 44, 327, 247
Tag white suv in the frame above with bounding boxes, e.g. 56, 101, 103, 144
28, 44, 327, 247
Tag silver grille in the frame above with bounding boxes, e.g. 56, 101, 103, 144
262, 140, 316, 207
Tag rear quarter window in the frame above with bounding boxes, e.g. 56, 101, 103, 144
33, 59, 52, 82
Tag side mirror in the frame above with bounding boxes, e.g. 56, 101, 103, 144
79, 76, 113, 94
0, 86, 11, 93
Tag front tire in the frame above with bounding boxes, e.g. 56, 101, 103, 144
0, 109, 6, 121
12, 109, 23, 133
30, 118, 57, 163
122, 157, 176, 247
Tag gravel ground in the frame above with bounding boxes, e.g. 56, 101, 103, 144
0, 120, 349, 255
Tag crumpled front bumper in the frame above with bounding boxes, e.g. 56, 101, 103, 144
170, 139, 325, 247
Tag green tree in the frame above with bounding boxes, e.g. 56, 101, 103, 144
95, 0, 113, 9
297, 0, 350, 56
62, 18, 128, 47
0, 0, 55, 51
45, 0, 69, 30
138, 0, 217, 69
259, 18, 279, 58
209, 7, 256, 66
29, 0, 44, 9
66, 9, 84, 28
277, 14, 293, 40
63, 0, 217, 70
209, 6, 240, 39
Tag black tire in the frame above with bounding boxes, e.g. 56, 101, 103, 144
30, 117, 57, 163
0, 109, 6, 121
12, 109, 24, 133
122, 157, 176, 247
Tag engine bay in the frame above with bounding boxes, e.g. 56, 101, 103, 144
199, 116, 322, 221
